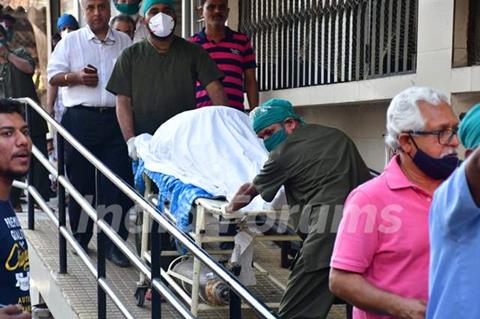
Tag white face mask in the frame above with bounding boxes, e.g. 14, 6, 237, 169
148, 12, 174, 38
61, 28, 73, 38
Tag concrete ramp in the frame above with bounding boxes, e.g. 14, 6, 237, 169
20, 211, 346, 318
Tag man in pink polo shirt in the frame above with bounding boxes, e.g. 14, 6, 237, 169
329, 86, 460, 319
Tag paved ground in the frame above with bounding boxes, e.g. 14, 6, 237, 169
19, 206, 347, 319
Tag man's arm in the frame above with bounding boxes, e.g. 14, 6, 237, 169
116, 95, 135, 142
4, 50, 34, 74
226, 182, 259, 213
46, 83, 58, 116
329, 269, 426, 319
466, 147, 480, 206
49, 70, 98, 87
205, 80, 229, 106
244, 68, 259, 109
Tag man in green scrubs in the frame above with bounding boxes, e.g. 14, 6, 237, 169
227, 98, 371, 318
107, 0, 228, 160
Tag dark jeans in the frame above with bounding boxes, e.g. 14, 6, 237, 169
62, 106, 133, 248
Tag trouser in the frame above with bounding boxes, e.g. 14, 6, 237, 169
62, 106, 133, 248
278, 250, 336, 319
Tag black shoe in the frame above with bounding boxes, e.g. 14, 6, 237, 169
106, 247, 131, 268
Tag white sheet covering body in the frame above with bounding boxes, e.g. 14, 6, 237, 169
135, 106, 286, 212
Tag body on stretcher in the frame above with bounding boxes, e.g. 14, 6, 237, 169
135, 173, 301, 315
132, 106, 298, 314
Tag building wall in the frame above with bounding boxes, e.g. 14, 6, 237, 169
297, 102, 389, 172
229, 0, 479, 171
453, 0, 469, 67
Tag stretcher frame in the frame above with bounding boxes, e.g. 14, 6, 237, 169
135, 173, 301, 315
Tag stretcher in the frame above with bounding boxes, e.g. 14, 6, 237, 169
131, 107, 300, 314
134, 173, 301, 315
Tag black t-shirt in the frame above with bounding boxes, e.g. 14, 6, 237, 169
0, 201, 30, 311
106, 36, 224, 135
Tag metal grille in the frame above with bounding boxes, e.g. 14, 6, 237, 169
240, 0, 418, 91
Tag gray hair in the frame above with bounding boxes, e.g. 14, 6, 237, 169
385, 86, 450, 151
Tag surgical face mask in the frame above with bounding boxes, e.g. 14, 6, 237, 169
148, 12, 175, 39
115, 2, 140, 15
264, 127, 288, 152
409, 137, 459, 180
60, 28, 74, 38
0, 23, 12, 45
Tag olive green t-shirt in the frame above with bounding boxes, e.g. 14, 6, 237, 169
253, 124, 371, 271
106, 36, 224, 135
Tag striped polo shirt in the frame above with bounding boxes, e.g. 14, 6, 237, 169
190, 27, 257, 110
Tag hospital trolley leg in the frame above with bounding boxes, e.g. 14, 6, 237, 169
191, 204, 206, 315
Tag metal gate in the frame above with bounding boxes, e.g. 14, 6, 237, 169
240, 0, 418, 91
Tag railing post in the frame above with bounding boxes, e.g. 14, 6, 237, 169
96, 169, 107, 319
25, 102, 35, 230
98, 229, 107, 319
57, 134, 67, 274
151, 220, 161, 319
229, 265, 242, 319
27, 167, 35, 230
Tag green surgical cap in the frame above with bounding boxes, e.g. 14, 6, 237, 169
142, 0, 175, 15
251, 98, 305, 133
459, 103, 480, 149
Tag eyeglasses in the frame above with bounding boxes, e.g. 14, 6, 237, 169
405, 127, 458, 145
91, 38, 115, 46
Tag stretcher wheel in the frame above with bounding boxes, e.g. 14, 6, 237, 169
134, 286, 148, 307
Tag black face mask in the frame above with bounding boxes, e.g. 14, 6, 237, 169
408, 136, 459, 180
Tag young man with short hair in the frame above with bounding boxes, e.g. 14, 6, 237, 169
0, 99, 32, 317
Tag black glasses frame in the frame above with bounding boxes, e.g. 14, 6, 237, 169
405, 127, 458, 145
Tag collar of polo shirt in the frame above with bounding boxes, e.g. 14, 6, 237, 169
200, 26, 233, 42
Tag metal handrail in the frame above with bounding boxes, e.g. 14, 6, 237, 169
16, 97, 277, 319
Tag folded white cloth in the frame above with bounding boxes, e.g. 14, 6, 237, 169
231, 231, 256, 286
136, 106, 286, 212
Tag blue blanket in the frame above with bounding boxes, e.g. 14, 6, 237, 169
133, 160, 216, 250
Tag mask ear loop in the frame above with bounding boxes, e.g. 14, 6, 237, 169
409, 133, 423, 150
404, 133, 423, 161
394, 133, 417, 158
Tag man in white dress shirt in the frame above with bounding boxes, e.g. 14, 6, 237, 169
47, 0, 133, 267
